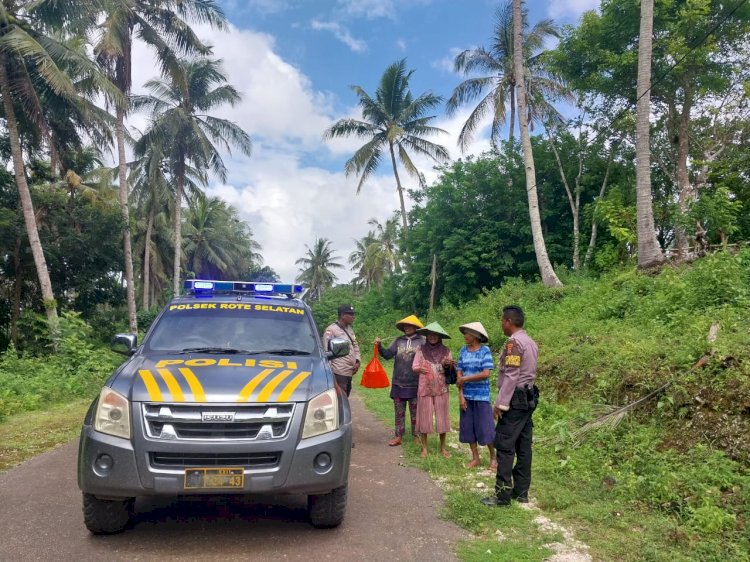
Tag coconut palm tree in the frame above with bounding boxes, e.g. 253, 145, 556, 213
324, 59, 449, 233
0, 0, 121, 327
95, 0, 227, 331
447, 0, 569, 150
512, 0, 562, 287
183, 195, 262, 280
634, 0, 666, 269
295, 238, 343, 301
134, 57, 252, 294
368, 216, 401, 274
349, 231, 383, 290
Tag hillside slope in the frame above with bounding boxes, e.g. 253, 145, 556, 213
313, 250, 750, 560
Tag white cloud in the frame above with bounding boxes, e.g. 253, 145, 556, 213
124, 19, 494, 285
337, 0, 433, 20
396, 39, 407, 52
338, 0, 397, 20
547, 0, 599, 20
431, 47, 465, 74
130, 23, 338, 151
310, 19, 367, 53
208, 150, 399, 283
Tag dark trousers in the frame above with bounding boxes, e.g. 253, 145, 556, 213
334, 374, 352, 397
494, 408, 534, 502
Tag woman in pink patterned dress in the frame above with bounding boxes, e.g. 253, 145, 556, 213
412, 322, 453, 459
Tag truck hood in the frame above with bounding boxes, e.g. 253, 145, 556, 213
110, 354, 330, 404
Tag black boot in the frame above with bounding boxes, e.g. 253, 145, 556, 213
480, 496, 511, 507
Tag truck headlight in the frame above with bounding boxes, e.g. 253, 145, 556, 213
94, 387, 131, 439
302, 389, 338, 439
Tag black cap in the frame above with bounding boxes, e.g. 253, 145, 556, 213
337, 304, 355, 315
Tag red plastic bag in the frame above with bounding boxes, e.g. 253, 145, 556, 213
360, 344, 390, 388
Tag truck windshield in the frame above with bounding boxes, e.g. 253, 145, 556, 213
145, 302, 317, 355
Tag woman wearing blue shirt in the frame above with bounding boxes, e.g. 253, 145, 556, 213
457, 322, 497, 469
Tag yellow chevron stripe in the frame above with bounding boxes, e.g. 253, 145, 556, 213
256, 369, 295, 402
276, 371, 312, 402
237, 368, 275, 402
178, 368, 206, 402
138, 369, 164, 402
157, 368, 185, 402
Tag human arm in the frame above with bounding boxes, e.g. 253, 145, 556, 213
377, 338, 398, 360
494, 339, 523, 412
412, 348, 429, 376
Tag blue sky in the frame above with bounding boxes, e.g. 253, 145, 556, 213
129, 0, 598, 281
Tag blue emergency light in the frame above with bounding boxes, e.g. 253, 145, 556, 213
183, 279, 304, 297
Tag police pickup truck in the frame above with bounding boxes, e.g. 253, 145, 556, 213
78, 280, 352, 533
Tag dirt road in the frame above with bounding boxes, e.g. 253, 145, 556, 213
0, 394, 465, 561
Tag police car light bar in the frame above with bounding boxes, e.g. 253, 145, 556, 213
183, 279, 304, 296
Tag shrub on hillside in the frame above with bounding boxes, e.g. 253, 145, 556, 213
0, 312, 121, 419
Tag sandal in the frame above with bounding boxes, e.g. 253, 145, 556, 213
388, 437, 402, 446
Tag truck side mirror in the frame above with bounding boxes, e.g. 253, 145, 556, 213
326, 337, 350, 359
112, 333, 137, 356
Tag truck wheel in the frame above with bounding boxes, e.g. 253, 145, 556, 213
82, 493, 133, 534
308, 483, 347, 528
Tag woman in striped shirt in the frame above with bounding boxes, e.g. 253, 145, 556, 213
456, 322, 497, 469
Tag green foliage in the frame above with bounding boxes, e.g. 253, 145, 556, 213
403, 142, 634, 307
689, 186, 743, 244
87, 304, 129, 344
136, 307, 161, 334
0, 313, 121, 420
353, 251, 750, 560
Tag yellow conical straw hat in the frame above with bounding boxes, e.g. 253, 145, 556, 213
395, 315, 424, 331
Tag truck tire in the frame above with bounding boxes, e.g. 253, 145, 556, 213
308, 483, 347, 528
82, 493, 134, 534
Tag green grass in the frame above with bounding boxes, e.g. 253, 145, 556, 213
349, 253, 750, 562
356, 382, 749, 562
358, 383, 558, 562
0, 399, 90, 471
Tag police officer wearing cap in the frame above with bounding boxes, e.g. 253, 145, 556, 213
482, 305, 539, 507
323, 304, 361, 397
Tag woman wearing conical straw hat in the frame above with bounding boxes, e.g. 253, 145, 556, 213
456, 322, 497, 469
375, 315, 425, 446
412, 322, 453, 458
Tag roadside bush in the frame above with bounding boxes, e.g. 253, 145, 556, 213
0, 312, 121, 420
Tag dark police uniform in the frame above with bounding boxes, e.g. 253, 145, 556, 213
493, 329, 539, 504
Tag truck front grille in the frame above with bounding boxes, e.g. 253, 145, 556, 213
142, 403, 294, 441
150, 452, 281, 469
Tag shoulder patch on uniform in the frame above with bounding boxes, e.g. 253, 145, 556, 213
505, 355, 521, 367
505, 342, 514, 353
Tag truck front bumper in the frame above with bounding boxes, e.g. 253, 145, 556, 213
78, 421, 352, 499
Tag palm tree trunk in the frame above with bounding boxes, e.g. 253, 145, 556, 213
388, 141, 409, 232
0, 58, 59, 327
116, 106, 138, 332
173, 160, 185, 295
143, 203, 154, 309
10, 233, 23, 347
635, 0, 666, 270
512, 0, 562, 288
508, 85, 515, 142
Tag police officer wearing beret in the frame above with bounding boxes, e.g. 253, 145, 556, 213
482, 305, 539, 507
